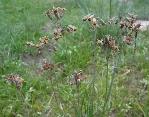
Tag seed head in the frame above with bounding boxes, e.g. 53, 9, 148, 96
45, 7, 66, 20
70, 70, 86, 85
66, 25, 77, 33
53, 27, 64, 40
26, 36, 49, 49
102, 35, 119, 51
39, 36, 49, 44
6, 74, 24, 89
123, 36, 133, 45
83, 14, 99, 28
26, 41, 35, 47
42, 60, 54, 71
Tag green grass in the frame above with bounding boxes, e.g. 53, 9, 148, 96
0, 0, 149, 116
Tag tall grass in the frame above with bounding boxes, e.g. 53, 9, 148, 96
0, 0, 149, 116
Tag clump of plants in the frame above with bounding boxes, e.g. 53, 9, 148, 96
4, 5, 142, 116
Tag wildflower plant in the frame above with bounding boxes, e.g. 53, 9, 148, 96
82, 10, 141, 116
0, 0, 148, 116
4, 3, 142, 116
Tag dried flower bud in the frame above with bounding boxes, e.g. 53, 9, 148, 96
26, 41, 35, 47
103, 35, 119, 51
119, 13, 138, 32
70, 70, 86, 85
108, 17, 118, 24
123, 36, 133, 45
83, 14, 99, 28
6, 74, 24, 89
67, 25, 77, 33
42, 60, 54, 70
120, 20, 126, 29
45, 7, 66, 20
96, 39, 103, 46
53, 27, 64, 40
92, 17, 98, 26
26, 36, 49, 49
83, 14, 94, 21
39, 36, 49, 44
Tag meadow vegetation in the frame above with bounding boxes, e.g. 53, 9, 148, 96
0, 0, 149, 116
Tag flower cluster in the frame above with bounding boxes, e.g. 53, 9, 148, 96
97, 35, 119, 52
53, 25, 77, 40
123, 36, 133, 45
69, 70, 86, 85
66, 25, 77, 33
45, 7, 66, 20
45, 7, 77, 41
53, 27, 65, 40
119, 13, 138, 30
83, 14, 99, 28
26, 7, 77, 56
42, 60, 55, 71
83, 14, 119, 29
107, 17, 119, 25
26, 36, 49, 48
119, 13, 141, 45
6, 74, 24, 89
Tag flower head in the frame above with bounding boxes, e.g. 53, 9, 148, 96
66, 25, 77, 33
69, 70, 86, 85
6, 74, 24, 89
103, 35, 119, 51
123, 36, 133, 45
83, 14, 99, 28
46, 7, 66, 20
42, 59, 54, 71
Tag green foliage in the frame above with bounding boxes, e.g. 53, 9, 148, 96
0, 0, 149, 116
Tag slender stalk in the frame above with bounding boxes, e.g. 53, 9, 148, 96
105, 57, 109, 97
102, 55, 109, 116
92, 28, 97, 84
134, 31, 138, 55
133, 31, 138, 65
109, 0, 112, 18
44, 92, 54, 117
102, 55, 116, 116
75, 78, 81, 116
106, 55, 116, 112
49, 73, 64, 115
88, 28, 97, 116
18, 89, 30, 117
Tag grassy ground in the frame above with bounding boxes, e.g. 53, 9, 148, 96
0, 0, 149, 116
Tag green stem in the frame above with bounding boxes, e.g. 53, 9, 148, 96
106, 57, 116, 112
134, 31, 138, 55
92, 28, 97, 83
103, 54, 116, 116
89, 28, 97, 116
106, 57, 109, 98
109, 0, 112, 18
102, 56, 109, 116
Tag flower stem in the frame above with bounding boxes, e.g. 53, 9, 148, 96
102, 56, 109, 116
109, 0, 112, 18
134, 32, 138, 55
89, 28, 97, 116
103, 54, 116, 116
